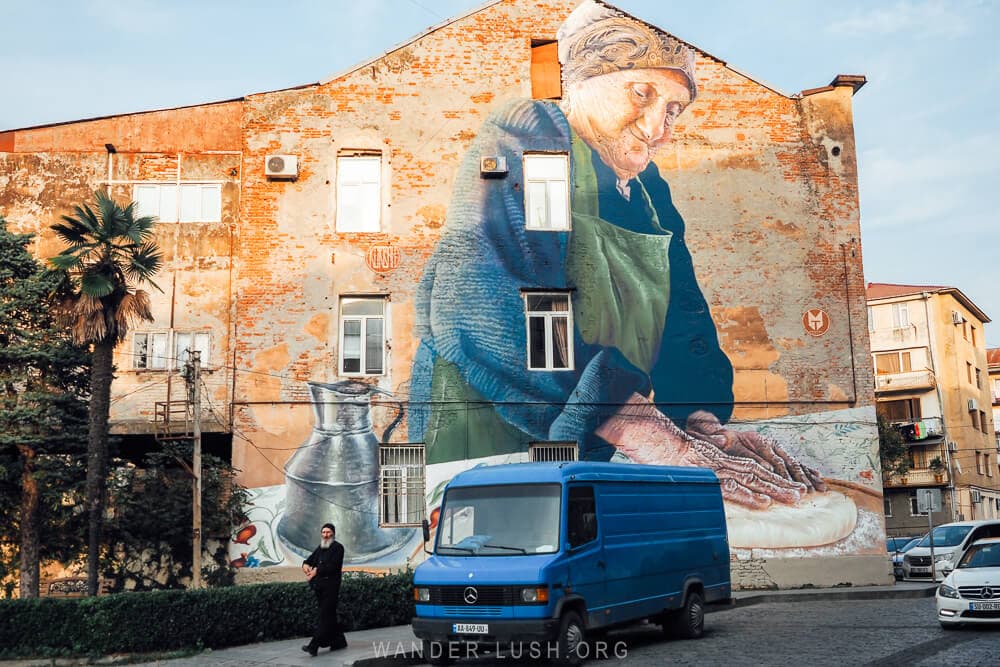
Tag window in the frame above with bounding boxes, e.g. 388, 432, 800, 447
909, 491, 928, 517
977, 452, 984, 475
524, 154, 569, 230
875, 351, 912, 375
892, 303, 909, 328
529, 442, 579, 462
877, 398, 921, 422
981, 410, 989, 435
971, 325, 977, 345
174, 331, 210, 366
133, 183, 222, 222
867, 306, 875, 332
336, 155, 381, 232
134, 330, 210, 370
134, 332, 168, 369
994, 378, 1000, 402
883, 495, 892, 518
339, 296, 386, 375
524, 292, 572, 370
567, 485, 597, 548
908, 448, 927, 470
975, 367, 982, 389
987, 453, 994, 478
967, 362, 973, 384
378, 444, 425, 526
530, 41, 561, 99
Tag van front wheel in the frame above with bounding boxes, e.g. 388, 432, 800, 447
554, 610, 586, 665
669, 591, 705, 639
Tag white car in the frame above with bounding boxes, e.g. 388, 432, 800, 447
904, 520, 1000, 580
936, 537, 1000, 628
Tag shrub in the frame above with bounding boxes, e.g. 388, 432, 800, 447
0, 570, 415, 658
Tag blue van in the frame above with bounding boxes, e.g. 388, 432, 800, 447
412, 462, 731, 665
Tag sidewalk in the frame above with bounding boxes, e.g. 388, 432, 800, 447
2, 582, 937, 667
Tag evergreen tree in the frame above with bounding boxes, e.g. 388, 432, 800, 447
0, 217, 90, 598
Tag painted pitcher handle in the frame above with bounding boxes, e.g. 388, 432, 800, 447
380, 400, 405, 443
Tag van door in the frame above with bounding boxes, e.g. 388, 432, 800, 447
564, 484, 608, 626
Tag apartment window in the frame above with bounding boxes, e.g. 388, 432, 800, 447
892, 303, 909, 328
967, 362, 973, 384
524, 292, 572, 370
994, 378, 1000, 402
975, 367, 982, 389
875, 351, 912, 375
378, 444, 425, 526
981, 410, 989, 435
339, 296, 386, 375
133, 183, 222, 223
524, 154, 569, 230
134, 332, 168, 369
867, 306, 875, 332
972, 410, 981, 430
976, 452, 984, 475
529, 442, 579, 462
971, 325, 977, 345
134, 330, 209, 370
883, 495, 892, 518
963, 321, 969, 340
877, 398, 921, 422
336, 155, 381, 232
530, 40, 561, 99
987, 453, 994, 478
909, 491, 928, 517
908, 448, 927, 470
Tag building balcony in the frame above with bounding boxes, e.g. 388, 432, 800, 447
875, 369, 936, 393
884, 466, 949, 488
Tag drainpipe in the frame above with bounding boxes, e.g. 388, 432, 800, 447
923, 293, 958, 521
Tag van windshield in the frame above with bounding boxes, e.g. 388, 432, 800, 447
918, 525, 972, 548
436, 483, 561, 556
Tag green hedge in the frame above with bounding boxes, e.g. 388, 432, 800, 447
0, 571, 415, 659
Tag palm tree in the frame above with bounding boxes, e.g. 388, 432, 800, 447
49, 191, 163, 595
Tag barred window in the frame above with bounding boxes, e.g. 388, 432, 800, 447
379, 444, 426, 527
529, 442, 578, 462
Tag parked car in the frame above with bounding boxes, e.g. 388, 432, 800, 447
888, 536, 922, 581
903, 521, 1000, 580
935, 537, 1000, 628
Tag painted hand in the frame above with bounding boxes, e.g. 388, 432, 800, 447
596, 394, 809, 510
685, 410, 826, 493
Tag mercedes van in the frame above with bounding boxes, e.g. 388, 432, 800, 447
411, 462, 731, 665
902, 520, 1000, 580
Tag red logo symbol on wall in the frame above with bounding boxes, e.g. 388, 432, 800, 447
365, 244, 401, 273
803, 308, 830, 337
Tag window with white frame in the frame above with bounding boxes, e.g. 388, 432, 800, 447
529, 441, 579, 462
524, 292, 572, 370
883, 495, 892, 518
336, 155, 381, 232
339, 296, 386, 375
133, 183, 222, 223
892, 303, 909, 328
867, 306, 875, 332
909, 491, 928, 516
134, 330, 210, 370
378, 444, 425, 526
875, 351, 912, 375
524, 154, 569, 230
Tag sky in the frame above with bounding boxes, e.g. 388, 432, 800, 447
1, 0, 998, 345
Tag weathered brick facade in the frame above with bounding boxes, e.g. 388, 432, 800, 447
0, 0, 885, 588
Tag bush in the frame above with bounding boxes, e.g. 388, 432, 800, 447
0, 570, 415, 658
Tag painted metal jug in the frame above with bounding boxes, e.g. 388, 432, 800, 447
276, 380, 412, 562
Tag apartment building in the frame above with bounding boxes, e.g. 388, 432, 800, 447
867, 283, 999, 535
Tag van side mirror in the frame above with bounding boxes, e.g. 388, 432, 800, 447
422, 519, 432, 555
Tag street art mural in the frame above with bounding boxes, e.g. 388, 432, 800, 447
229, 0, 881, 570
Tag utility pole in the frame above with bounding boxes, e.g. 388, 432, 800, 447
185, 350, 203, 589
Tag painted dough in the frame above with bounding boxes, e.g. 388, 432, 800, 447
725, 491, 858, 549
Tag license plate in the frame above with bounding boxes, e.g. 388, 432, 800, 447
909, 567, 930, 573
970, 601, 1000, 611
453, 623, 489, 634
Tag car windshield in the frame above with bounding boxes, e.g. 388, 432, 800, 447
918, 525, 973, 548
957, 543, 1000, 569
436, 483, 561, 556
900, 537, 922, 553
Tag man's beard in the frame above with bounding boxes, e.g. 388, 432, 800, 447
320, 537, 333, 549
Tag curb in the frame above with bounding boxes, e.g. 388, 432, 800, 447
731, 585, 937, 607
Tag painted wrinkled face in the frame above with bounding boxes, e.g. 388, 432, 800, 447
565, 68, 692, 181
320, 527, 334, 546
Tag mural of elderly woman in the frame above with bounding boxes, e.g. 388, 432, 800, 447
408, 0, 824, 510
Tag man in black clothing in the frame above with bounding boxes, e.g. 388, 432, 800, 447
301, 523, 347, 656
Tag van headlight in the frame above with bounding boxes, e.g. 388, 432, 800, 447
938, 584, 960, 599
414, 587, 430, 602
520, 587, 549, 603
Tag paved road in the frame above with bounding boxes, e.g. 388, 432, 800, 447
443, 598, 1000, 666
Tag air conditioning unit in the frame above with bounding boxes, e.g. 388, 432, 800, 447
968, 398, 979, 411
952, 310, 964, 325
971, 489, 982, 504
480, 156, 508, 178
265, 155, 298, 179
